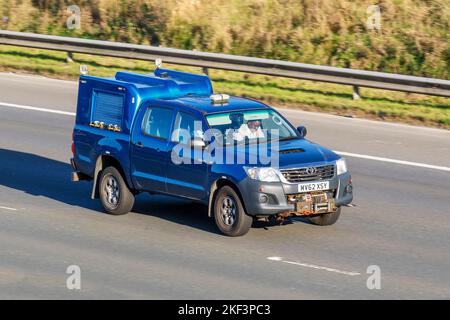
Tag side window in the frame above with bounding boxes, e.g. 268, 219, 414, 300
172, 112, 201, 143
91, 91, 124, 127
142, 107, 174, 140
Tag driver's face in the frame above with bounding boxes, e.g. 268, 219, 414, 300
247, 120, 261, 130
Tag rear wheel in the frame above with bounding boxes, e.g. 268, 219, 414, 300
308, 208, 341, 226
214, 186, 253, 237
99, 166, 134, 215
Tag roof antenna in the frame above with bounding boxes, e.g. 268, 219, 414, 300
155, 58, 162, 69
79, 65, 88, 75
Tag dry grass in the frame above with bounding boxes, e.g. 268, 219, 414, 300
1, 0, 449, 78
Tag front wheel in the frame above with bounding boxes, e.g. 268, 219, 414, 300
99, 166, 135, 215
214, 186, 253, 237
308, 208, 341, 226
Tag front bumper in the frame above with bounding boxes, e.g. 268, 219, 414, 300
238, 172, 353, 216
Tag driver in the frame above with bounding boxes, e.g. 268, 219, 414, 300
247, 120, 263, 136
232, 119, 265, 141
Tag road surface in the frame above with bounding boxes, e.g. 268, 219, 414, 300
0, 72, 449, 299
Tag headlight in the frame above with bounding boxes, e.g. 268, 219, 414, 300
244, 167, 281, 182
336, 158, 347, 175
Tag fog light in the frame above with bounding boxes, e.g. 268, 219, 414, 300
259, 194, 269, 203
345, 184, 353, 193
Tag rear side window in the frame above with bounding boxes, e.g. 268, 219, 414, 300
91, 91, 124, 127
142, 107, 174, 140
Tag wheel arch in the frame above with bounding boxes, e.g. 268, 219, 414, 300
91, 154, 133, 199
208, 177, 247, 217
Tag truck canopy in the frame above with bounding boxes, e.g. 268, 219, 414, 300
75, 68, 213, 133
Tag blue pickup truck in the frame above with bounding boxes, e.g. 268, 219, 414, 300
71, 68, 353, 236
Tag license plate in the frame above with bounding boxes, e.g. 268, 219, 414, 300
298, 181, 330, 193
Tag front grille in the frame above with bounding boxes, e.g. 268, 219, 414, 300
281, 164, 335, 183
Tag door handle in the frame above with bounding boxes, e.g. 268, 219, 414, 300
135, 142, 144, 148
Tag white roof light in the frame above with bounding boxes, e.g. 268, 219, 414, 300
210, 94, 230, 104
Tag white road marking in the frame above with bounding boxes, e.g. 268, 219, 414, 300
0, 102, 75, 116
0, 206, 17, 211
336, 151, 450, 172
1, 101, 450, 172
267, 256, 361, 276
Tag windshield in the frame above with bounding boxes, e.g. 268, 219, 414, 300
205, 109, 297, 145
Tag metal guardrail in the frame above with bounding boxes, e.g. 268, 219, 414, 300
0, 30, 449, 98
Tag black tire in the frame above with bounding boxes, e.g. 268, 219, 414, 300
99, 166, 134, 215
308, 208, 341, 226
213, 186, 253, 237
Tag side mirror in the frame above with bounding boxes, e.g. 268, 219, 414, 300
297, 126, 307, 138
191, 138, 206, 148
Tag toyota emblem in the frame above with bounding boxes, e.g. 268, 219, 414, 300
305, 167, 317, 175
